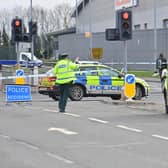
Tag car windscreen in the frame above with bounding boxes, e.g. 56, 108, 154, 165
99, 67, 120, 77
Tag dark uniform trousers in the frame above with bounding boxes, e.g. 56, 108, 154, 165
59, 82, 71, 112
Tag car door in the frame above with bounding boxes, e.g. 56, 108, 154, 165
78, 66, 102, 94
98, 66, 124, 94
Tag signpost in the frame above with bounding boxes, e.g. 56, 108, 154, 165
16, 69, 25, 85
124, 74, 136, 99
6, 85, 32, 102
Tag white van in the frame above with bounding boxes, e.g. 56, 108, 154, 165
19, 52, 43, 67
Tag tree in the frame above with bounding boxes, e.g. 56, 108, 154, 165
52, 3, 75, 30
0, 2, 74, 57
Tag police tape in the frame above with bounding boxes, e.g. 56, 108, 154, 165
0, 74, 51, 80
0, 69, 122, 80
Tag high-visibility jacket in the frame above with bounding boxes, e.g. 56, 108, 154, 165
53, 59, 79, 84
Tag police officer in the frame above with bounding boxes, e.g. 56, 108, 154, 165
53, 53, 79, 112
156, 53, 167, 80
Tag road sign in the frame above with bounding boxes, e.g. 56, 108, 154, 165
92, 48, 103, 60
124, 74, 136, 98
16, 69, 25, 85
6, 85, 32, 102
16, 69, 24, 76
114, 0, 138, 10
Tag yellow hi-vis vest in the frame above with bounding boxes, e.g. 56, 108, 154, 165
53, 59, 79, 84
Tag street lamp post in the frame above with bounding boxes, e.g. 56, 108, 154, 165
75, 0, 78, 33
30, 0, 34, 61
153, 0, 157, 70
89, 0, 93, 59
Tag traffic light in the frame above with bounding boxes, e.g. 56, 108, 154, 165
12, 18, 23, 42
105, 28, 120, 41
22, 33, 32, 42
117, 10, 132, 40
29, 21, 37, 35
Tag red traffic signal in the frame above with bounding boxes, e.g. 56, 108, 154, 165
15, 20, 21, 27
122, 12, 129, 20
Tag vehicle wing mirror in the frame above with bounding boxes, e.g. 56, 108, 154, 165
118, 73, 124, 78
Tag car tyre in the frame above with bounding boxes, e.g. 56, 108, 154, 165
163, 88, 168, 114
134, 85, 143, 100
111, 95, 121, 100
69, 85, 84, 101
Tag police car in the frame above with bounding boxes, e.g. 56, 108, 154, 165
48, 63, 150, 101
38, 68, 56, 96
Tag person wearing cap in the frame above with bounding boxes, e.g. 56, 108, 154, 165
53, 53, 79, 112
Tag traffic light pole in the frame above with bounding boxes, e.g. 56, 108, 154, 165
30, 0, 35, 86
123, 40, 128, 74
16, 42, 20, 69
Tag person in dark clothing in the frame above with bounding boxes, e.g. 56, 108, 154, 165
156, 53, 167, 80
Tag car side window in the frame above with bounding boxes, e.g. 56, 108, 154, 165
22, 54, 31, 61
79, 66, 98, 76
99, 67, 119, 77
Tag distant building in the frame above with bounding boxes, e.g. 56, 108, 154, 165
73, 0, 168, 33
48, 0, 168, 70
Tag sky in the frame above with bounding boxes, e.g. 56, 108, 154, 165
0, 0, 74, 10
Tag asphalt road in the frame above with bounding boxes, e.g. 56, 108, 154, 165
0, 82, 168, 168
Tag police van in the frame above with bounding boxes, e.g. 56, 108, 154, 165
48, 63, 150, 101
19, 52, 43, 67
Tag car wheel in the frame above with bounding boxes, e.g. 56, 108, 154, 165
134, 85, 143, 100
163, 89, 168, 114
69, 85, 84, 101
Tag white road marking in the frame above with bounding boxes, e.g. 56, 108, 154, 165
88, 117, 109, 124
46, 152, 74, 164
64, 113, 80, 117
16, 142, 40, 150
116, 125, 143, 133
152, 134, 168, 141
43, 109, 58, 113
48, 127, 78, 135
0, 134, 10, 139
66, 142, 146, 149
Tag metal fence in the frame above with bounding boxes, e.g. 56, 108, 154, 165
57, 29, 168, 71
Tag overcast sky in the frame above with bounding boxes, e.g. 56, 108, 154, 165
0, 0, 74, 10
